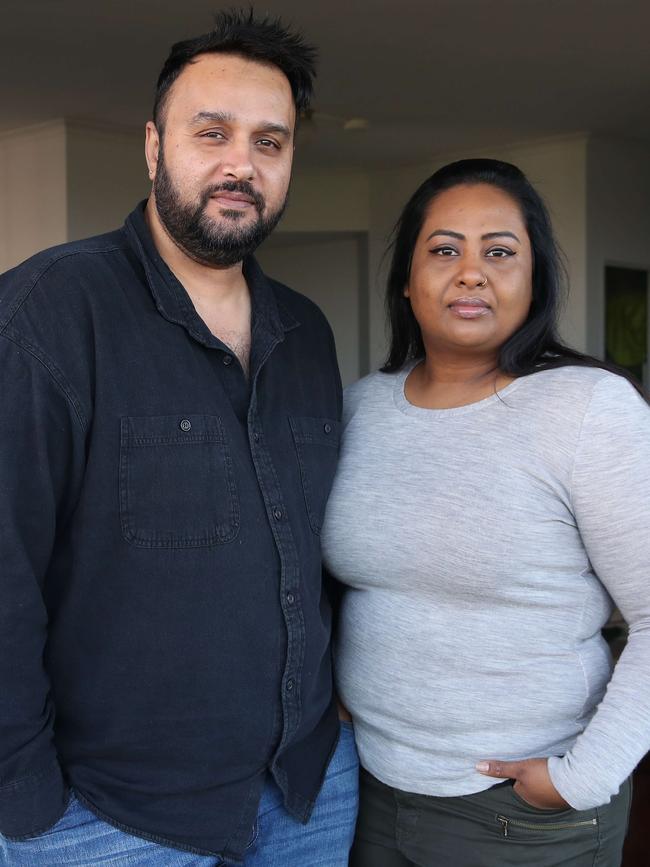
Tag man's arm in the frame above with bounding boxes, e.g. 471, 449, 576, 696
0, 332, 87, 838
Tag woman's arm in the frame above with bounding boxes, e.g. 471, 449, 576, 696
545, 374, 650, 809
479, 373, 650, 810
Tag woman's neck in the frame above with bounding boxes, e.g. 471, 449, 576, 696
404, 352, 514, 410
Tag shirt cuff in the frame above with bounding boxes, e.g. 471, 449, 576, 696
0, 760, 69, 840
547, 754, 614, 811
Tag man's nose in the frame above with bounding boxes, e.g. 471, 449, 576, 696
220, 140, 255, 181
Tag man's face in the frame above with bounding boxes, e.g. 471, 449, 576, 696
146, 53, 296, 267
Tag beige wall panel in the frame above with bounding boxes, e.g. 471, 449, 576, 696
279, 169, 370, 233
66, 123, 150, 241
0, 121, 67, 272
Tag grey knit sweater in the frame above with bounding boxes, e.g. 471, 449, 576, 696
321, 364, 650, 810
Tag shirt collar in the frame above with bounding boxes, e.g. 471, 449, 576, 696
123, 201, 298, 348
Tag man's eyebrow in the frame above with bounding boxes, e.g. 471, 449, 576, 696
257, 122, 292, 137
189, 111, 234, 125
188, 111, 291, 137
424, 229, 521, 242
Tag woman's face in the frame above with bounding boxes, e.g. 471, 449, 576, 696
405, 183, 533, 362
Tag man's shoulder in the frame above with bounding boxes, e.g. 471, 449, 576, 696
0, 228, 128, 328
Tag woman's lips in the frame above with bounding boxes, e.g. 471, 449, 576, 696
448, 297, 491, 318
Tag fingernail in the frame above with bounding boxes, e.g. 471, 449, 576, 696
475, 761, 490, 772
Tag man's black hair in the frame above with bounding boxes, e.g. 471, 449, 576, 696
153, 8, 317, 131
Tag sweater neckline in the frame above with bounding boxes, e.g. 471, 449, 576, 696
392, 360, 525, 418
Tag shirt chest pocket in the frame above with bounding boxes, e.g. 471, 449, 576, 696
119, 414, 240, 548
289, 416, 341, 535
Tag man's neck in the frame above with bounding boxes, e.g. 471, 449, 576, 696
144, 197, 252, 375
144, 197, 248, 302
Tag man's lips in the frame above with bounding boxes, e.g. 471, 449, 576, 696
210, 192, 255, 208
448, 297, 491, 318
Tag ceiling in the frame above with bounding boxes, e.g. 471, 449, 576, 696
2, 0, 649, 168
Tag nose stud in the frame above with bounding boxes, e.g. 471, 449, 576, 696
478, 275, 488, 287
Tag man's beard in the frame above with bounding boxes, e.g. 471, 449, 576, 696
153, 151, 287, 267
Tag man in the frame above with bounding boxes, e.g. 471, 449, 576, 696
0, 10, 358, 865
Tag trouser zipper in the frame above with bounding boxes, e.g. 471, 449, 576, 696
497, 814, 598, 838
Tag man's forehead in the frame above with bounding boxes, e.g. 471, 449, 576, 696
164, 53, 295, 124
175, 53, 292, 98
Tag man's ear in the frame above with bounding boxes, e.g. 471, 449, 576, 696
144, 121, 160, 182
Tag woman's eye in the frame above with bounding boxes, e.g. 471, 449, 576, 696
486, 247, 514, 258
431, 246, 458, 256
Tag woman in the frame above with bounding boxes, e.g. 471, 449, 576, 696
321, 159, 649, 867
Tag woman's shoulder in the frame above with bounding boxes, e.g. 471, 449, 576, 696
513, 366, 648, 434
520, 364, 642, 403
342, 367, 403, 426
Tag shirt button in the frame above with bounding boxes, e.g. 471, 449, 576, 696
223, 355, 233, 366
286, 593, 295, 605
286, 679, 294, 692
273, 507, 283, 521
253, 432, 260, 443
179, 419, 192, 432
323, 423, 332, 434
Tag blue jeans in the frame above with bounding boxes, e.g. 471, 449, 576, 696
0, 723, 359, 866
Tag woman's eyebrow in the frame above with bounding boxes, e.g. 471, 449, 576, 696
481, 231, 521, 242
425, 229, 464, 242
425, 229, 521, 243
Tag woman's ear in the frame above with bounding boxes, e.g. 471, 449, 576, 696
403, 285, 410, 298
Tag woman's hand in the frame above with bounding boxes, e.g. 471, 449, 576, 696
476, 757, 570, 809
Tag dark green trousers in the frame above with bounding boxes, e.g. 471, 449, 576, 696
350, 767, 632, 867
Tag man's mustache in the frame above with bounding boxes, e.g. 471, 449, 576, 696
201, 181, 265, 213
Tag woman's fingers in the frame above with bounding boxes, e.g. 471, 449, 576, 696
476, 757, 570, 808
475, 759, 521, 778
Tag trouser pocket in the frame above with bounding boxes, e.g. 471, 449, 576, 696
353, 771, 631, 867
488, 779, 631, 867
495, 809, 598, 838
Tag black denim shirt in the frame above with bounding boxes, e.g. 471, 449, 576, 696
0, 204, 342, 861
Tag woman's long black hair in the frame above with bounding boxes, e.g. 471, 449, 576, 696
382, 158, 644, 395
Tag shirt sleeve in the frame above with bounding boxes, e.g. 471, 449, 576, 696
547, 374, 650, 809
0, 332, 87, 838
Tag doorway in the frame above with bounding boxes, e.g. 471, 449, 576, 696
605, 265, 648, 388
256, 231, 369, 387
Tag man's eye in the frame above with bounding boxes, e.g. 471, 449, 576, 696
257, 139, 279, 149
201, 131, 225, 139
486, 247, 514, 258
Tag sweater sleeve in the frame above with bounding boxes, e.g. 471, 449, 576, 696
547, 374, 650, 809
0, 332, 87, 838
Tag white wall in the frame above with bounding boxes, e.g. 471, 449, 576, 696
66, 122, 150, 240
0, 119, 150, 273
0, 121, 67, 273
279, 169, 369, 233
586, 137, 650, 356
